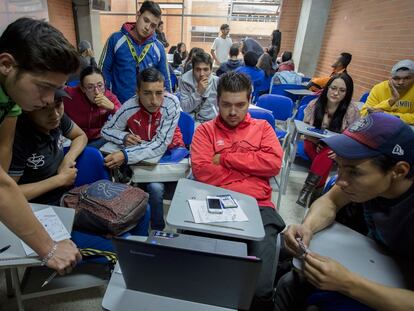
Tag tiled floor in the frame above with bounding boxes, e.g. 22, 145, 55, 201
0, 168, 308, 311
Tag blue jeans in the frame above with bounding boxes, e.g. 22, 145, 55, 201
71, 204, 150, 263
141, 182, 165, 231
87, 137, 107, 149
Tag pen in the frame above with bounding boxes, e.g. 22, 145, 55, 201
41, 271, 58, 288
0, 245, 11, 254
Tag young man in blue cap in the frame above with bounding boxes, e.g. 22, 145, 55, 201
275, 113, 414, 311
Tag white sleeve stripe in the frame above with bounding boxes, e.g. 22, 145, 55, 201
114, 36, 127, 54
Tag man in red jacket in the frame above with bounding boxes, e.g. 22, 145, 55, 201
191, 71, 286, 311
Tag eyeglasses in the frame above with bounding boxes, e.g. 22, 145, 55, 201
84, 83, 105, 92
328, 86, 347, 94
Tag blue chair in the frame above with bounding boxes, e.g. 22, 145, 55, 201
323, 175, 337, 194
295, 104, 307, 122
67, 80, 80, 87
257, 94, 294, 121
299, 94, 318, 107
359, 91, 370, 103
269, 83, 306, 102
257, 94, 294, 140
248, 108, 275, 131
178, 111, 195, 146
73, 147, 110, 186
301, 76, 311, 83
293, 105, 310, 161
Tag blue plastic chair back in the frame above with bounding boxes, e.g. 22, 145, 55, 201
299, 94, 318, 107
170, 71, 178, 92
67, 80, 80, 87
178, 111, 195, 146
248, 109, 275, 131
295, 105, 307, 121
256, 94, 294, 121
359, 91, 370, 103
323, 175, 337, 194
73, 147, 110, 186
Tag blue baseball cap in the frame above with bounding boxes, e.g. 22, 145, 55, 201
322, 113, 414, 164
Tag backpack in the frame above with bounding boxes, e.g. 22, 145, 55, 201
272, 71, 302, 85
61, 180, 148, 237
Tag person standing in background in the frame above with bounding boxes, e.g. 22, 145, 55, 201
270, 29, 282, 58
211, 24, 232, 66
99, 1, 172, 103
156, 21, 169, 48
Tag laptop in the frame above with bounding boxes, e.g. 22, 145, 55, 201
113, 234, 261, 310
145, 230, 248, 257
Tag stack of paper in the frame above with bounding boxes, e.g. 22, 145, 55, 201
21, 207, 71, 256
187, 200, 248, 224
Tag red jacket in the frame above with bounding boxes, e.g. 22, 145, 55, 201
127, 102, 184, 149
191, 113, 283, 208
63, 86, 121, 140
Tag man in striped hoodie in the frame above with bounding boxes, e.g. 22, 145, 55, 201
101, 68, 182, 230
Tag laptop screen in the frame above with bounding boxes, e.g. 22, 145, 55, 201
113, 237, 261, 310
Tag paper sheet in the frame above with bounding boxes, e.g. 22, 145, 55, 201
187, 200, 248, 223
21, 207, 71, 256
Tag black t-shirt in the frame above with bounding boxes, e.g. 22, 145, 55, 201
361, 182, 414, 260
9, 113, 74, 204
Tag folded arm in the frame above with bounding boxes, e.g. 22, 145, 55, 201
191, 125, 246, 186
220, 123, 283, 177
59, 122, 88, 172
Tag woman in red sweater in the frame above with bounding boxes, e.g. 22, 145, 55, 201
63, 66, 121, 148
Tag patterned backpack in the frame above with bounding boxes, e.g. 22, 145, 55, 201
61, 179, 148, 237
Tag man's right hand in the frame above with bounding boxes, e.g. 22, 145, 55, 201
283, 224, 313, 257
388, 79, 400, 106
124, 133, 141, 146
46, 239, 82, 275
197, 77, 209, 95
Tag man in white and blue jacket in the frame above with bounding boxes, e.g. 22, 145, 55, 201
99, 1, 172, 104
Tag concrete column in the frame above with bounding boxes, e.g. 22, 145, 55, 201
292, 0, 331, 77
72, 0, 103, 59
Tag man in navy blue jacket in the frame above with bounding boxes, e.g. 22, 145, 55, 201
99, 1, 172, 103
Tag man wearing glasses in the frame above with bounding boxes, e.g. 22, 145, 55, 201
0, 18, 81, 275
64, 66, 121, 149
360, 59, 414, 125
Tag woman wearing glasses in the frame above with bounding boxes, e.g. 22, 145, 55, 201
297, 72, 359, 207
64, 66, 121, 148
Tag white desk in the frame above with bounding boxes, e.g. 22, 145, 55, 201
100, 142, 190, 182
293, 222, 414, 289
285, 89, 315, 97
102, 262, 235, 311
293, 119, 338, 139
0, 204, 74, 311
166, 178, 265, 241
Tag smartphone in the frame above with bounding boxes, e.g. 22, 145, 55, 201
217, 194, 238, 208
206, 196, 223, 214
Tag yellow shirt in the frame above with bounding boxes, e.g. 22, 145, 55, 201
360, 80, 414, 125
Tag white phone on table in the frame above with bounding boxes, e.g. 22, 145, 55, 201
206, 196, 223, 214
